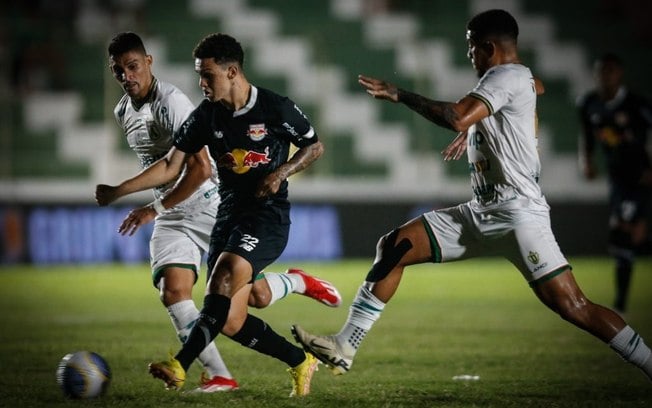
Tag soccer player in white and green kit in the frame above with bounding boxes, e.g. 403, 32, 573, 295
95, 32, 341, 393
292, 9, 652, 383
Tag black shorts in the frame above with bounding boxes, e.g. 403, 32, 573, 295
207, 208, 289, 281
609, 186, 649, 225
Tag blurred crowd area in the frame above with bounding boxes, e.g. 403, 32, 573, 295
2, 0, 148, 96
1, 0, 650, 188
2, 0, 651, 98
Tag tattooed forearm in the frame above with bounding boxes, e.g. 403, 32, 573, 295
397, 89, 458, 130
276, 140, 324, 180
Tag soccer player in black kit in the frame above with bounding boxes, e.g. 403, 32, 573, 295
577, 53, 652, 314
112, 33, 323, 397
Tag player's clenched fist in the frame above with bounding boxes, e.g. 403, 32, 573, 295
95, 184, 119, 206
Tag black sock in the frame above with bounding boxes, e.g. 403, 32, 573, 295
175, 294, 230, 370
230, 314, 305, 367
614, 256, 633, 312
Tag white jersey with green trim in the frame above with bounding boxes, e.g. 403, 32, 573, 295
114, 78, 219, 216
466, 63, 545, 210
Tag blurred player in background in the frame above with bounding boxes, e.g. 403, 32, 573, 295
577, 53, 652, 314
95, 32, 340, 393
292, 9, 652, 383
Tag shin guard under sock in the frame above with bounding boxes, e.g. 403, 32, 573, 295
175, 294, 230, 371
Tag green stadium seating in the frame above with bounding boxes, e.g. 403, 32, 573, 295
6, 0, 648, 184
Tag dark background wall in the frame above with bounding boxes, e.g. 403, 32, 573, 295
0, 200, 626, 265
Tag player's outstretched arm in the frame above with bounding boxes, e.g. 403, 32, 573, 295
359, 74, 488, 133
95, 147, 188, 206
116, 147, 212, 236
154, 147, 212, 210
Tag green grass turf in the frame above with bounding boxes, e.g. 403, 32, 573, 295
0, 257, 650, 407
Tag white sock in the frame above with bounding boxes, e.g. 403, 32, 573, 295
336, 284, 385, 357
167, 300, 232, 378
260, 272, 303, 306
609, 325, 652, 380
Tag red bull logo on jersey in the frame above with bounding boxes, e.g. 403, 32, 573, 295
217, 146, 271, 174
598, 126, 622, 147
248, 123, 268, 141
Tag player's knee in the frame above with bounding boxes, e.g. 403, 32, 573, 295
159, 279, 193, 306
207, 257, 245, 294
374, 231, 395, 255
248, 287, 270, 309
160, 290, 190, 307
366, 229, 413, 282
206, 268, 233, 295
242, 273, 271, 308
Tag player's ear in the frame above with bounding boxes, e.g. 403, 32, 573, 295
226, 64, 238, 80
145, 54, 153, 67
482, 41, 495, 57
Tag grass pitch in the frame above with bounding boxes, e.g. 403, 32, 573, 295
0, 257, 650, 407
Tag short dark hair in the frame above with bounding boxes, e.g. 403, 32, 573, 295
596, 53, 623, 67
467, 9, 519, 43
193, 33, 244, 67
108, 32, 147, 57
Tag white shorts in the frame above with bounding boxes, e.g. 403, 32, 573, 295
421, 200, 569, 284
149, 208, 215, 287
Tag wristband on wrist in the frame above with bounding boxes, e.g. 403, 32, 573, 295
151, 198, 166, 214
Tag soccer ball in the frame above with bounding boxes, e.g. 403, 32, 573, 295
56, 351, 111, 399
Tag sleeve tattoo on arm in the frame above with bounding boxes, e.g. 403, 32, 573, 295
397, 89, 459, 130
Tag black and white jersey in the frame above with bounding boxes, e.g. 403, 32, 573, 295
174, 85, 318, 219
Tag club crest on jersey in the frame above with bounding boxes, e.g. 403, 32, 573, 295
527, 251, 540, 264
247, 123, 267, 141
145, 120, 162, 140
217, 146, 271, 174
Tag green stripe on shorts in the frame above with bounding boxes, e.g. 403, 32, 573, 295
421, 216, 442, 263
528, 264, 572, 288
152, 263, 198, 288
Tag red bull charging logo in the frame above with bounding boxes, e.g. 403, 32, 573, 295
248, 123, 267, 141
218, 146, 271, 174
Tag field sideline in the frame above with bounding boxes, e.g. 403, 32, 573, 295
0, 257, 650, 407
